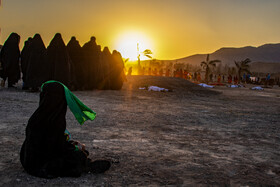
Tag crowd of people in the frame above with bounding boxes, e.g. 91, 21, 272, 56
135, 67, 224, 83
129, 64, 280, 86
0, 32, 126, 91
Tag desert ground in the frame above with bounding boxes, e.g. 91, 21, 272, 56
0, 75, 279, 186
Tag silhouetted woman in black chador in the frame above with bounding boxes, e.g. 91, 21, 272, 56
67, 37, 85, 90
47, 33, 71, 87
111, 50, 126, 90
25, 34, 49, 90
20, 81, 110, 178
0, 33, 21, 87
82, 36, 101, 90
21, 37, 33, 90
98, 47, 111, 89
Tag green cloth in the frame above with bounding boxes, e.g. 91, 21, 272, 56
41, 80, 96, 125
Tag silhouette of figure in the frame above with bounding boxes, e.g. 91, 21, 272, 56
67, 37, 85, 90
98, 47, 111, 89
243, 73, 246, 83
148, 67, 151, 75
183, 70, 188, 79
153, 68, 158, 76
179, 69, 183, 78
142, 67, 145, 75
127, 67, 132, 76
173, 70, 177, 77
21, 37, 33, 90
218, 74, 221, 83
210, 74, 213, 82
0, 33, 21, 87
20, 81, 110, 178
82, 37, 100, 90
234, 76, 238, 84
111, 50, 126, 90
47, 33, 71, 87
265, 73, 271, 87
25, 34, 49, 91
159, 68, 163, 76
197, 72, 201, 82
165, 69, 170, 77
188, 72, 192, 80
228, 74, 232, 84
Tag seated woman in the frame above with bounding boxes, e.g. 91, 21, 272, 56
20, 81, 110, 178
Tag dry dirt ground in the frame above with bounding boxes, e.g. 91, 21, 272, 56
0, 75, 279, 186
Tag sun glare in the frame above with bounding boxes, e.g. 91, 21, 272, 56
114, 31, 153, 61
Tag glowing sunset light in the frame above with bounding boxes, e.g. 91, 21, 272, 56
114, 31, 154, 61
0, 0, 280, 60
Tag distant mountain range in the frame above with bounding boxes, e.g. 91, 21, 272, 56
176, 43, 280, 66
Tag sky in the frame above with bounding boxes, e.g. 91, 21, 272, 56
0, 0, 280, 60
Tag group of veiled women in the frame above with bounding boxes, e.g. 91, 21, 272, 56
1, 33, 115, 178
0, 32, 126, 90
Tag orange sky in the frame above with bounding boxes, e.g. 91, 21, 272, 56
0, 0, 280, 60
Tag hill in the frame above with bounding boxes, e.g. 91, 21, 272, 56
176, 43, 280, 66
250, 62, 280, 74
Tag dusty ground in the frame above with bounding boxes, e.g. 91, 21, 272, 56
0, 75, 279, 186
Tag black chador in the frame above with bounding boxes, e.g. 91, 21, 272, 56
66, 37, 85, 90
21, 37, 33, 89
111, 50, 126, 90
82, 37, 100, 90
25, 34, 49, 90
20, 81, 111, 178
47, 33, 71, 87
98, 47, 111, 90
0, 33, 21, 87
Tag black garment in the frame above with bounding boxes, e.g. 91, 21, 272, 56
0, 45, 2, 77
0, 33, 21, 87
20, 82, 89, 178
25, 34, 49, 88
98, 47, 111, 90
21, 37, 33, 84
47, 33, 71, 87
67, 37, 85, 90
111, 50, 125, 90
82, 37, 100, 90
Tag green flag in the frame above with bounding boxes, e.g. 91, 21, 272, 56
41, 80, 96, 125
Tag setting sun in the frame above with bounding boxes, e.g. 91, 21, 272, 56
114, 31, 154, 61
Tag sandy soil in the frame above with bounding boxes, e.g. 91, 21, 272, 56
0, 75, 279, 186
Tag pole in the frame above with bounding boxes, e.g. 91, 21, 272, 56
137, 43, 141, 75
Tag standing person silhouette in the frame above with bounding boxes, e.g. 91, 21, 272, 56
47, 33, 71, 88
0, 33, 21, 88
25, 34, 49, 91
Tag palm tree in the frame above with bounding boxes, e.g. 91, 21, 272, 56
235, 58, 251, 83
142, 49, 152, 59
200, 54, 221, 83
137, 43, 153, 74
123, 58, 129, 63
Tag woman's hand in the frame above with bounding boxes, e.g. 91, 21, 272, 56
71, 141, 85, 151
